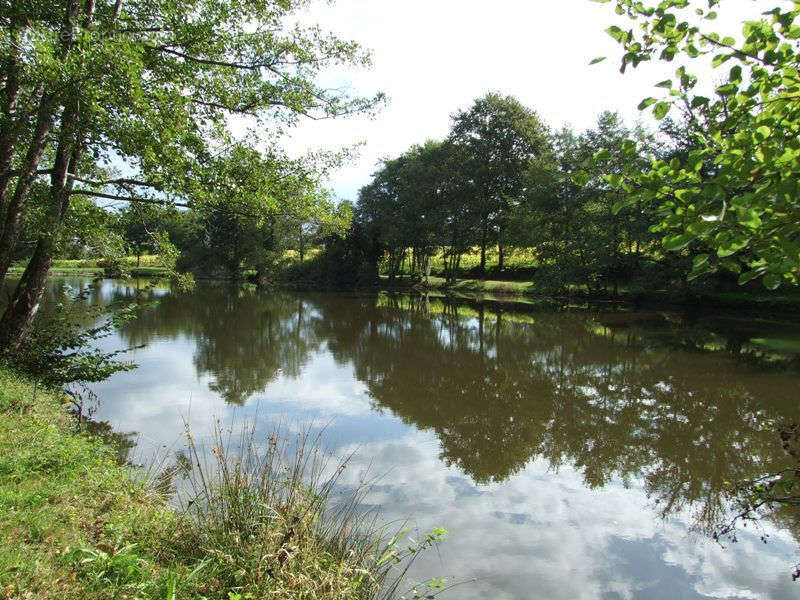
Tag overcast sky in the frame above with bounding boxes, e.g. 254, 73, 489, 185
280, 0, 764, 201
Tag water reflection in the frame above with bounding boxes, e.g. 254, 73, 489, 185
34, 279, 800, 598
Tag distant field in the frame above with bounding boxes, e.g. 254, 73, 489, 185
8, 255, 168, 276
49, 254, 162, 268
388, 247, 539, 278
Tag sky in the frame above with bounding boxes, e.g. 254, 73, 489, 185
280, 0, 763, 202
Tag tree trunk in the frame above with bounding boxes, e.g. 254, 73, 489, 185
479, 220, 487, 275
0, 102, 81, 351
0, 94, 57, 286
498, 244, 504, 272
0, 0, 90, 350
0, 52, 22, 221
0, 237, 54, 350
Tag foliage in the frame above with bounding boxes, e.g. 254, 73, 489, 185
3, 285, 138, 390
284, 216, 382, 287
355, 95, 553, 285
596, 0, 800, 289
351, 101, 685, 295
358, 140, 455, 282
0, 0, 382, 350
172, 144, 350, 281
448, 93, 552, 272
172, 420, 449, 599
517, 113, 665, 294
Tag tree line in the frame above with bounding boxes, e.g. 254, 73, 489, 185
4, 0, 800, 358
306, 0, 800, 295
326, 95, 691, 295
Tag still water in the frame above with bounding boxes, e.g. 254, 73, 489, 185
43, 279, 800, 598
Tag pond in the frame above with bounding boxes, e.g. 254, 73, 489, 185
38, 278, 800, 598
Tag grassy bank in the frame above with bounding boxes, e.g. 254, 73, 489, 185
8, 255, 170, 278
0, 367, 433, 599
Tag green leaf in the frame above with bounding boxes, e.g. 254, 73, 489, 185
592, 149, 612, 161
737, 209, 762, 229
604, 173, 623, 188
763, 273, 782, 290
715, 83, 738, 96
738, 269, 763, 285
688, 261, 713, 280
570, 170, 591, 187
663, 233, 695, 251
692, 253, 710, 268
606, 25, 627, 43
590, 56, 607, 65
755, 125, 772, 140
653, 102, 670, 120
638, 97, 658, 110
611, 198, 634, 215
717, 237, 750, 257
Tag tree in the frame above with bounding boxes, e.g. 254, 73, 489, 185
357, 144, 431, 281
175, 145, 348, 281
507, 113, 661, 295
597, 0, 800, 289
0, 0, 381, 351
448, 93, 552, 273
118, 204, 164, 266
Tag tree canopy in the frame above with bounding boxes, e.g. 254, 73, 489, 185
0, 0, 381, 350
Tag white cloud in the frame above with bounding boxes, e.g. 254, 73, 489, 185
331, 431, 800, 600
281, 0, 770, 200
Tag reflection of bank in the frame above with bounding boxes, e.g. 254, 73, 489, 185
115, 285, 324, 405
90, 279, 800, 582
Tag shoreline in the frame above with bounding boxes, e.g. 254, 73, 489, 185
0, 367, 417, 599
11, 265, 800, 315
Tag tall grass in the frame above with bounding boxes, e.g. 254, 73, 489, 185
0, 367, 451, 599
163, 419, 448, 599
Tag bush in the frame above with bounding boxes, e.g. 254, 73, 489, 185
3, 285, 138, 392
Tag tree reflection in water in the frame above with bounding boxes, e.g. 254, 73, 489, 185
107, 283, 800, 551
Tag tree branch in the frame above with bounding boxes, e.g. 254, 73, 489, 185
70, 189, 189, 208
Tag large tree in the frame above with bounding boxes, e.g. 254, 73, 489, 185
0, 0, 380, 350
357, 140, 453, 282
448, 93, 551, 273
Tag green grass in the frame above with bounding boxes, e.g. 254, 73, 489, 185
0, 368, 175, 599
8, 255, 170, 278
425, 276, 536, 294
0, 367, 444, 599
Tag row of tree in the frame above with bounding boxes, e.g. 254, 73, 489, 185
322, 0, 800, 295
348, 94, 690, 295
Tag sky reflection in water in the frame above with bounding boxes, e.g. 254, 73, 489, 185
57, 278, 800, 600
